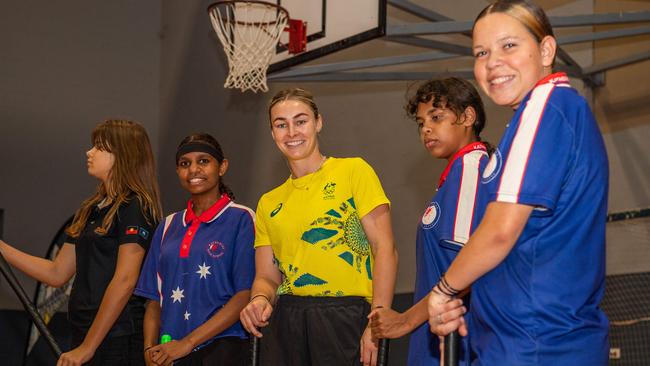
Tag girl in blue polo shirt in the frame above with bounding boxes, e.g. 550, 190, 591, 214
428, 1, 609, 365
369, 77, 492, 365
136, 133, 255, 366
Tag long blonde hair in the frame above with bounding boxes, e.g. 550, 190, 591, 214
66, 119, 162, 237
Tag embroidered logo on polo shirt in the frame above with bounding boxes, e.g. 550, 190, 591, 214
482, 148, 502, 183
206, 241, 226, 258
138, 227, 149, 239
270, 203, 283, 218
125, 226, 138, 235
322, 182, 336, 200
421, 202, 441, 229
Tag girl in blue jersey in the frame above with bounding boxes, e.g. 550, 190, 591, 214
136, 133, 255, 366
369, 77, 491, 366
428, 1, 609, 365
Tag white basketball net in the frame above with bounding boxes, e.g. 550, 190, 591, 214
208, 1, 289, 93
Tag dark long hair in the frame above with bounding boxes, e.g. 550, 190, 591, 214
405, 77, 494, 154
176, 133, 235, 200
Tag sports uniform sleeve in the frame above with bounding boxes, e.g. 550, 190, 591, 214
492, 85, 574, 211
231, 211, 256, 292
349, 158, 390, 219
134, 218, 166, 302
65, 233, 78, 245
442, 151, 489, 244
116, 198, 155, 250
253, 198, 272, 248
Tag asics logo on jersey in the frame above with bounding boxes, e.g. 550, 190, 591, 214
270, 203, 283, 217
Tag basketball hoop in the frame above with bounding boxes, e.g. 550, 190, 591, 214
208, 1, 289, 93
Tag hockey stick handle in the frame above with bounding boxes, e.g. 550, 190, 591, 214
0, 251, 62, 358
250, 335, 260, 366
443, 330, 460, 366
377, 338, 390, 366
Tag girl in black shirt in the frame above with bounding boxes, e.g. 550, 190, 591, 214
0, 119, 162, 365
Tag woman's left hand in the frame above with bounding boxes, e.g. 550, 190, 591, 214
56, 344, 95, 366
360, 326, 378, 366
427, 290, 467, 337
149, 339, 193, 366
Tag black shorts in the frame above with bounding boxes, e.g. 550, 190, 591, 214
260, 295, 370, 366
174, 336, 250, 366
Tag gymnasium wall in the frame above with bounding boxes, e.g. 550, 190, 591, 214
594, 0, 650, 275
0, 1, 161, 309
0, 0, 647, 310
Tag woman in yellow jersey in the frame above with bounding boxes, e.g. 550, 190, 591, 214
240, 87, 398, 366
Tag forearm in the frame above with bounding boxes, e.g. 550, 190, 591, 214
371, 245, 398, 309
81, 276, 137, 351
0, 241, 72, 287
443, 202, 532, 291
143, 300, 161, 349
250, 277, 280, 304
403, 295, 430, 331
183, 290, 250, 348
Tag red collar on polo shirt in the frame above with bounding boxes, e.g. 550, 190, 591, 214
179, 194, 231, 258
535, 72, 569, 87
438, 142, 487, 189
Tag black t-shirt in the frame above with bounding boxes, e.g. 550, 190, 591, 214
66, 197, 155, 338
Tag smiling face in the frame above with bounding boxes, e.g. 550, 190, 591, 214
270, 99, 323, 163
472, 12, 555, 109
416, 100, 475, 160
86, 146, 115, 182
176, 152, 228, 198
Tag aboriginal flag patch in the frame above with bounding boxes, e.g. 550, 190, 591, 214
125, 226, 139, 235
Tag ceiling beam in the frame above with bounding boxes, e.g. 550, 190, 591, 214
384, 36, 473, 55
386, 11, 650, 36
583, 50, 650, 74
557, 25, 650, 45
270, 71, 476, 82
268, 51, 459, 79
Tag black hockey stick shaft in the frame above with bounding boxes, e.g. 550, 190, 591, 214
250, 335, 260, 366
443, 330, 460, 366
0, 251, 62, 358
377, 338, 390, 366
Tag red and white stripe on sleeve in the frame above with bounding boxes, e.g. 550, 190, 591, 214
497, 83, 555, 203
453, 150, 487, 243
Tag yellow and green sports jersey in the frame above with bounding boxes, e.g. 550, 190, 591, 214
255, 157, 390, 302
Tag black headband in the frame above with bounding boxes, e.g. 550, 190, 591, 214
175, 142, 224, 163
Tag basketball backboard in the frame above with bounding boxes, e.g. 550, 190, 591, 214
268, 0, 387, 73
